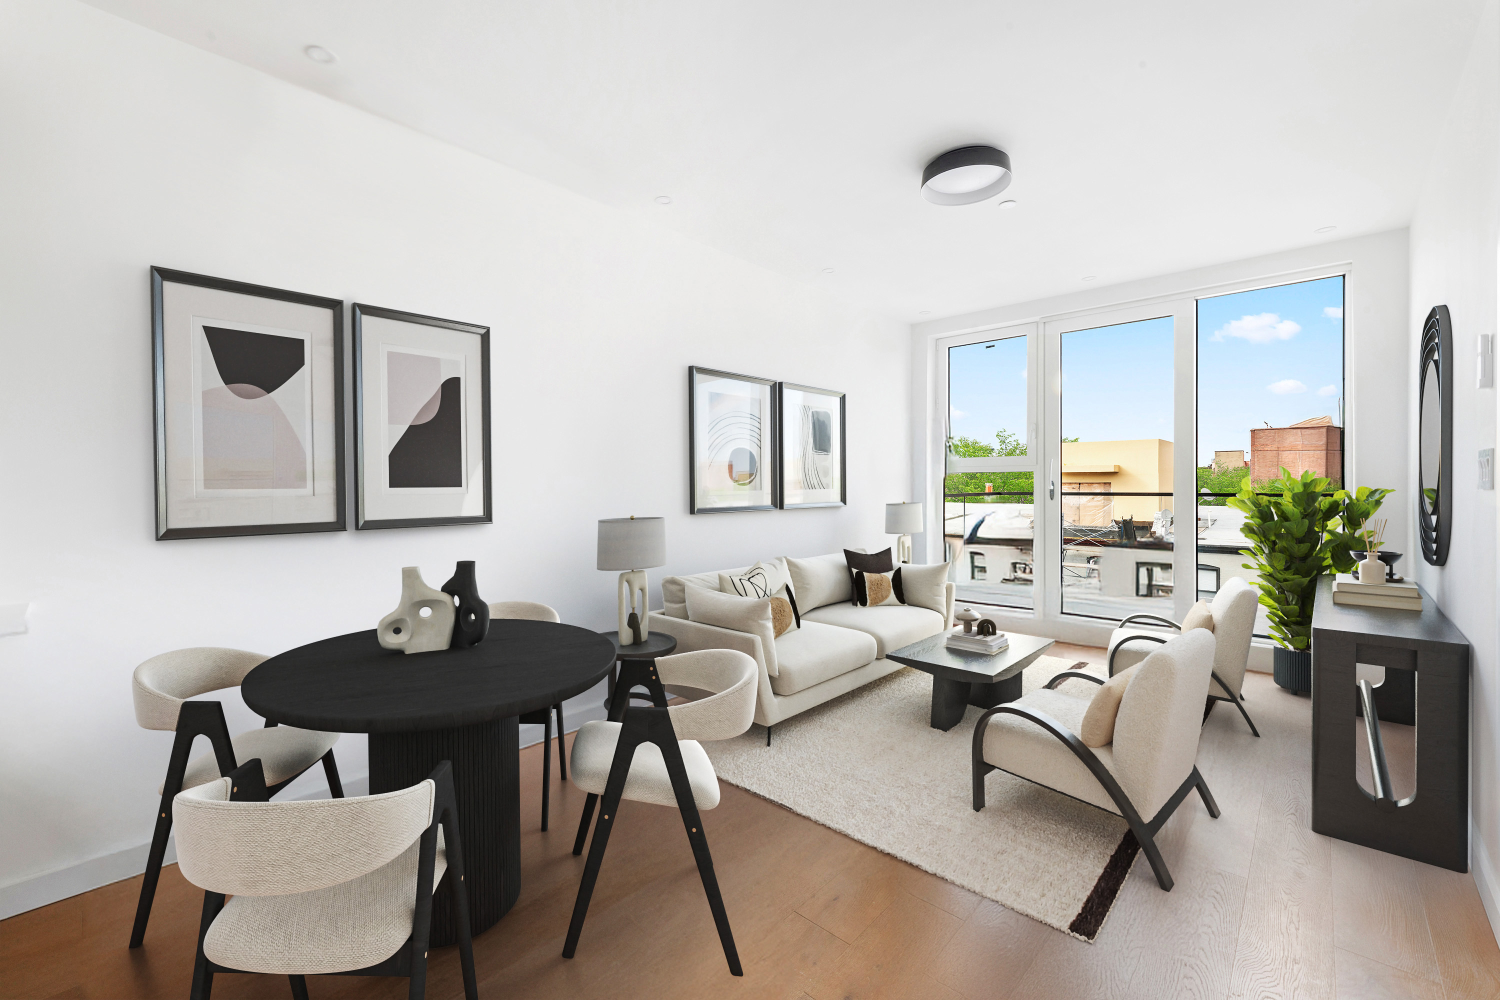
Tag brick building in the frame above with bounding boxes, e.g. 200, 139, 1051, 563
1249, 415, 1343, 484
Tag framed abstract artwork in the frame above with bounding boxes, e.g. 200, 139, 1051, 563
778, 382, 845, 508
353, 304, 491, 529
151, 267, 345, 540
689, 366, 777, 513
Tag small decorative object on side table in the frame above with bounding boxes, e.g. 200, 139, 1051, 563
377, 566, 455, 653
442, 560, 490, 649
597, 516, 666, 645
885, 502, 924, 564
954, 606, 981, 634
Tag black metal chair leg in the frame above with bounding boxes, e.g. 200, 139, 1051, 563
321, 749, 345, 797
1134, 824, 1174, 891
555, 703, 568, 781
765, 724, 772, 747
1194, 767, 1222, 817
656, 719, 742, 975
572, 793, 598, 855
542, 712, 552, 832
288, 975, 310, 1000
128, 795, 175, 948
1210, 670, 1261, 737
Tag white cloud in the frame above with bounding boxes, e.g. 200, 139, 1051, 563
1316, 384, 1339, 396
1212, 313, 1302, 344
1324, 307, 1343, 320
1268, 379, 1307, 395
950, 405, 965, 420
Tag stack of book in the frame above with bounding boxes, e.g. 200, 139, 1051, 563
1332, 575, 1423, 612
947, 630, 1010, 655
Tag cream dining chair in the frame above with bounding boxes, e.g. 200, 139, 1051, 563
128, 647, 342, 949
489, 600, 569, 830
172, 758, 477, 1000
564, 648, 757, 975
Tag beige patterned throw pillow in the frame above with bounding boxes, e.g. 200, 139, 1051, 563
1080, 665, 1139, 747
1181, 600, 1215, 633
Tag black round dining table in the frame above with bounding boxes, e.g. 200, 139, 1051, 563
241, 619, 616, 946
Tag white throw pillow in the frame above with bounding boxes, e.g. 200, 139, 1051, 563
720, 561, 799, 630
684, 585, 780, 677
786, 550, 863, 610
895, 562, 950, 617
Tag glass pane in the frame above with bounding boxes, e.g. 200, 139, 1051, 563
945, 334, 1033, 611
1060, 317, 1175, 620
1197, 276, 1345, 635
948, 335, 1028, 458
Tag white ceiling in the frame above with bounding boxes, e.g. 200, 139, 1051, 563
83, 0, 1487, 320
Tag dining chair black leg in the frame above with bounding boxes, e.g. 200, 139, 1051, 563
288, 975, 310, 1000
563, 729, 642, 958
321, 749, 345, 798
655, 714, 742, 975
555, 703, 567, 781
190, 890, 224, 1000
542, 710, 555, 831
572, 793, 598, 855
129, 789, 175, 949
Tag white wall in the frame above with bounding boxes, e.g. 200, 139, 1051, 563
1408, 0, 1500, 929
909, 229, 1411, 647
0, 0, 909, 915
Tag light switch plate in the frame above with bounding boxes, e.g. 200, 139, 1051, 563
1481, 449, 1495, 490
1480, 334, 1495, 388
0, 603, 30, 637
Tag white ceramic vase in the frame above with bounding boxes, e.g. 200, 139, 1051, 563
1357, 551, 1385, 585
378, 566, 456, 653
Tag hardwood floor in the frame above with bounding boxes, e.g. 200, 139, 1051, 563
5, 642, 1500, 999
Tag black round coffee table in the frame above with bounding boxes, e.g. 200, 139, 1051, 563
242, 619, 615, 945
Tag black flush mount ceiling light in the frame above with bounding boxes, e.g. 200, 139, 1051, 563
921, 145, 1012, 205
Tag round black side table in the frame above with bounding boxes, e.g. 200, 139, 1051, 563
603, 632, 678, 706
242, 619, 615, 946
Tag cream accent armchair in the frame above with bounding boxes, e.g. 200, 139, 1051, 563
972, 630, 1220, 891
565, 649, 758, 975
1106, 576, 1261, 736
172, 758, 477, 1000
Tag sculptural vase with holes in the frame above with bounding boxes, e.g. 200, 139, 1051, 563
378, 566, 455, 653
442, 560, 490, 649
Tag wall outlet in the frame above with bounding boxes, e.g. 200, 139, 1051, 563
1480, 334, 1495, 388
1481, 449, 1495, 490
0, 603, 30, 637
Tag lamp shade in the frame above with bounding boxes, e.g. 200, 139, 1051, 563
597, 516, 666, 571
885, 502, 924, 535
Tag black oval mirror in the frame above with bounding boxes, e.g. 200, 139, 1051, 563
1418, 305, 1452, 565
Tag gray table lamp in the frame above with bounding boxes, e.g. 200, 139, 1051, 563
885, 502, 924, 564
597, 516, 666, 645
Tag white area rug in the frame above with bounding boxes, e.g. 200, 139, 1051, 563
704, 656, 1139, 941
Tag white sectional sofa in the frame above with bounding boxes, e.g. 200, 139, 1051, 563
650, 551, 955, 739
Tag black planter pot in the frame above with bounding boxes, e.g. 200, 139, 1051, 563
1273, 646, 1312, 695
441, 560, 490, 649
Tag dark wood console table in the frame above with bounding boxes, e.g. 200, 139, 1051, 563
1311, 577, 1470, 871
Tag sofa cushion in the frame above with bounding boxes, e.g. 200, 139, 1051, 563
982, 688, 1122, 816
786, 550, 862, 610
770, 621, 877, 696
800, 602, 945, 658
895, 562, 950, 618
685, 585, 779, 677
1079, 664, 1139, 748
661, 566, 746, 619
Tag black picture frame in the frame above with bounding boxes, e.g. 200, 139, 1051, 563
151, 266, 346, 540
1418, 305, 1452, 566
353, 303, 492, 530
688, 366, 779, 514
777, 382, 846, 508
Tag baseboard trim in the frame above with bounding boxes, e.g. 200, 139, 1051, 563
1473, 829, 1500, 950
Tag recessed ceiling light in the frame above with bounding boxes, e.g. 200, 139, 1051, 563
1315, 225, 1336, 234
921, 145, 1012, 206
996, 199, 1018, 210
304, 45, 336, 64
654, 195, 673, 205
821, 267, 835, 275
1081, 275, 1098, 282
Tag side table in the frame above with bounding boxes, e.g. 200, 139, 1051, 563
603, 632, 678, 708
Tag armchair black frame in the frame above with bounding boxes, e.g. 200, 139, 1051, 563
1109, 616, 1260, 738
130, 701, 343, 949
971, 671, 1220, 892
190, 758, 477, 1000
565, 659, 742, 976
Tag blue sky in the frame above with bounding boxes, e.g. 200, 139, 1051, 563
947, 275, 1344, 465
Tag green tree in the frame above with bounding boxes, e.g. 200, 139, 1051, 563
1196, 464, 1250, 506
944, 430, 1034, 504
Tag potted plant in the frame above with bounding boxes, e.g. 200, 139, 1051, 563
1229, 471, 1391, 693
